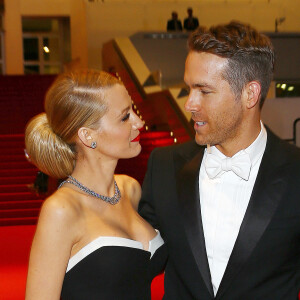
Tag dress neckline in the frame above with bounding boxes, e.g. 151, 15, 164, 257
66, 230, 164, 272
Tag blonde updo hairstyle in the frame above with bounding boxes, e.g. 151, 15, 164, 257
25, 70, 121, 179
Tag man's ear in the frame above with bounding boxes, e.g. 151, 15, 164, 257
245, 81, 261, 109
77, 127, 94, 148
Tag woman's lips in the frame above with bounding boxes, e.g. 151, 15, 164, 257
131, 133, 141, 142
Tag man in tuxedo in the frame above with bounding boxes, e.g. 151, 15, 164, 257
184, 7, 199, 31
167, 11, 183, 31
139, 21, 300, 299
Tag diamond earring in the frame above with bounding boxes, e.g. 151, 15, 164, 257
91, 141, 97, 149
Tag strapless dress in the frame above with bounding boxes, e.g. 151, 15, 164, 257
61, 231, 167, 300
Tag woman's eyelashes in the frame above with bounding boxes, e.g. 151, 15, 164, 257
121, 112, 130, 122
201, 90, 211, 95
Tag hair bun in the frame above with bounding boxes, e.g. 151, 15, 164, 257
25, 113, 75, 179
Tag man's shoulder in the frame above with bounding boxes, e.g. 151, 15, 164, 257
266, 127, 300, 163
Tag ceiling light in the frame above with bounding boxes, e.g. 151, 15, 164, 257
43, 46, 50, 53
281, 83, 286, 90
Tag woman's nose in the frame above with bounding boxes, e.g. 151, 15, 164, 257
132, 112, 145, 130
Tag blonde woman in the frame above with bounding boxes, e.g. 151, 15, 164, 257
25, 70, 167, 300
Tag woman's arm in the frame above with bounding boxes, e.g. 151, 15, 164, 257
25, 192, 80, 300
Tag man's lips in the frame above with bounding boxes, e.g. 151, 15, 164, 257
131, 133, 141, 142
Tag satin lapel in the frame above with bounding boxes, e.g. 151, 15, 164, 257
175, 148, 214, 297
216, 133, 289, 299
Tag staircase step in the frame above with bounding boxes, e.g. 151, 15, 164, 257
0, 217, 37, 226
0, 200, 43, 210
0, 161, 34, 169
0, 154, 26, 162
0, 208, 40, 218
0, 176, 36, 185
0, 134, 24, 140
0, 192, 41, 202
141, 131, 173, 139
0, 147, 27, 155
0, 168, 37, 177
141, 138, 175, 147
0, 140, 25, 148
0, 184, 31, 193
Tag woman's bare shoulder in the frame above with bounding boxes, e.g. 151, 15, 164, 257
41, 188, 81, 220
36, 187, 84, 240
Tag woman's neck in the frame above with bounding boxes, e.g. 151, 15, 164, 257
71, 155, 118, 197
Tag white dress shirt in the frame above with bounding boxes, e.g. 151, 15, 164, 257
199, 122, 267, 295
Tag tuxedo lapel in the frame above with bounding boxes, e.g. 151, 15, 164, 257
175, 147, 214, 297
216, 130, 289, 298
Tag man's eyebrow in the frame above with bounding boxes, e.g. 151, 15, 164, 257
192, 83, 214, 89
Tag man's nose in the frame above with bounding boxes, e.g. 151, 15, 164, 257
184, 93, 197, 112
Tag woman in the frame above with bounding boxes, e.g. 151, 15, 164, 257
25, 70, 167, 300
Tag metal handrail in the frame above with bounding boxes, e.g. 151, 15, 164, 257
285, 118, 300, 145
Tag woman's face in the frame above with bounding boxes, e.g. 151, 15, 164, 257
93, 84, 144, 160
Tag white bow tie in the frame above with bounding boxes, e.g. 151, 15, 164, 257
204, 150, 252, 180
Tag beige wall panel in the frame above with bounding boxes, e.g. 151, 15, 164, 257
85, 0, 300, 69
20, 0, 70, 15
4, 0, 23, 74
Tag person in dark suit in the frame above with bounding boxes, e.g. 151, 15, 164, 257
139, 20, 300, 299
184, 7, 199, 31
167, 11, 183, 31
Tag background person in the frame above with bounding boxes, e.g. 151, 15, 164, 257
25, 70, 167, 300
139, 21, 300, 299
184, 7, 199, 31
167, 11, 183, 31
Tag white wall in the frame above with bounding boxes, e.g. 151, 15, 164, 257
262, 97, 300, 147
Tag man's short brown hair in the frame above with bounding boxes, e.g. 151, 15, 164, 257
188, 21, 275, 108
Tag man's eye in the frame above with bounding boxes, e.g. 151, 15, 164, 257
122, 113, 130, 122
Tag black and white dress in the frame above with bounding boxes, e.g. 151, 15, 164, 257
61, 231, 167, 300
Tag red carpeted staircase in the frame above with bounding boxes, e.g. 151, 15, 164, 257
0, 134, 43, 226
0, 130, 175, 227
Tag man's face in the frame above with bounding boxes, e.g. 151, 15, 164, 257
184, 51, 246, 154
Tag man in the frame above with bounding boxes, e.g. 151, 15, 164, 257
139, 21, 300, 299
184, 7, 199, 31
167, 11, 183, 31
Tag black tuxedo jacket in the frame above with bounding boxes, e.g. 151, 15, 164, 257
167, 19, 183, 31
184, 17, 199, 31
139, 128, 300, 299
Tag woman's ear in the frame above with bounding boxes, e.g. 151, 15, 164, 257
245, 81, 261, 109
77, 127, 95, 148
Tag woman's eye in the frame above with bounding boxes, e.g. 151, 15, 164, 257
201, 90, 210, 95
122, 113, 130, 122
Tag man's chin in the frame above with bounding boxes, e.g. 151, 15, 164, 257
194, 134, 208, 146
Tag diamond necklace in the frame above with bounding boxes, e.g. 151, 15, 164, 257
59, 175, 121, 205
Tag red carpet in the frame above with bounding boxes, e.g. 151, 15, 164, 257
0, 225, 35, 300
